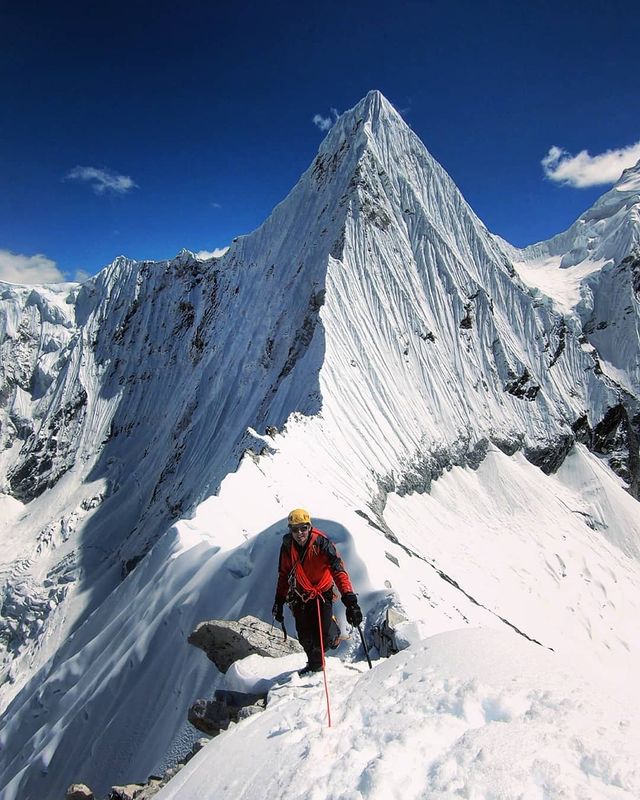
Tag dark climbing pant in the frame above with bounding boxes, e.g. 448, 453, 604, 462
291, 592, 335, 670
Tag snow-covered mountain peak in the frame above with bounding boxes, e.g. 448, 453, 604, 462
345, 88, 399, 125
1, 91, 640, 800
614, 157, 640, 192
506, 152, 640, 364
511, 155, 640, 275
318, 89, 402, 150
582, 157, 640, 226
314, 91, 445, 196
503, 157, 640, 411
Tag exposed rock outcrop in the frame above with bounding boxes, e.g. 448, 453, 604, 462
187, 614, 303, 672
188, 689, 267, 736
65, 785, 94, 800
64, 738, 210, 800
107, 785, 146, 800
371, 607, 408, 658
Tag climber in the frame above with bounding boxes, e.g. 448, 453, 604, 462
272, 508, 362, 676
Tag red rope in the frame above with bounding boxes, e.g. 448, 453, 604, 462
316, 595, 332, 728
291, 536, 333, 599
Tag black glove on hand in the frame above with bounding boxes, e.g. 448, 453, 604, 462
272, 599, 284, 623
342, 593, 363, 627
346, 603, 363, 627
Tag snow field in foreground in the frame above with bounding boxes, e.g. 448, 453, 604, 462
155, 627, 640, 800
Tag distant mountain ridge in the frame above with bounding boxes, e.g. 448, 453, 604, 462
516, 159, 640, 268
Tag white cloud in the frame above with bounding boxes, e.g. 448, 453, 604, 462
542, 141, 640, 188
0, 249, 66, 284
312, 107, 340, 132
195, 247, 229, 260
212, 202, 222, 209
74, 268, 92, 283
66, 165, 137, 195
313, 114, 333, 132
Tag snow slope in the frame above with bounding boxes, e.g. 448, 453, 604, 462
154, 628, 640, 800
1, 91, 639, 799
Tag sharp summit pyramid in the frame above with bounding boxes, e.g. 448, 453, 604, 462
0, 91, 639, 799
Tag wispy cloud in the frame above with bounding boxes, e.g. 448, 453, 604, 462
195, 247, 229, 260
0, 249, 65, 284
66, 165, 138, 195
542, 141, 640, 188
312, 107, 340, 132
74, 268, 92, 283
313, 114, 332, 132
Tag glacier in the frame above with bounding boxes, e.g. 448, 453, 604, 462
0, 90, 639, 799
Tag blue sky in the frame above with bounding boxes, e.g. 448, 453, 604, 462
1, 0, 638, 282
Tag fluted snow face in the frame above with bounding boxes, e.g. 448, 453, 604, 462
1, 93, 634, 536
314, 92, 619, 499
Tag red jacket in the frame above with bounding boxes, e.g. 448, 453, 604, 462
275, 527, 353, 603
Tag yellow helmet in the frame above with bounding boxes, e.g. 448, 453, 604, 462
288, 508, 311, 526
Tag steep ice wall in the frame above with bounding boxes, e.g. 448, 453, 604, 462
0, 282, 79, 490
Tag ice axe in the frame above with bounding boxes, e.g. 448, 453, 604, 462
357, 623, 372, 669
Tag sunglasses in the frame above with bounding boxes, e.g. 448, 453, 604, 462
289, 524, 310, 533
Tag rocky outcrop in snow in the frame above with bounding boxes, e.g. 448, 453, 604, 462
188, 615, 303, 673
65, 785, 94, 800
64, 736, 210, 800
188, 689, 267, 737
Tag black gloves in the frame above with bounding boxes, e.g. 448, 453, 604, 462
272, 599, 284, 623
342, 592, 363, 627
346, 604, 363, 627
